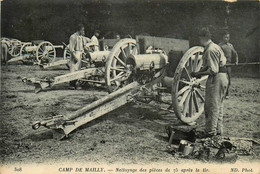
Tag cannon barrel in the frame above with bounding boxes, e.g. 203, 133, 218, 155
24, 45, 38, 52
89, 51, 110, 63
126, 53, 168, 70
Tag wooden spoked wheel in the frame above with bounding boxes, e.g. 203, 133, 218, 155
63, 45, 71, 69
172, 46, 207, 124
8, 39, 20, 55
8, 46, 13, 55
20, 42, 32, 56
36, 41, 56, 64
10, 43, 22, 57
105, 39, 138, 92
63, 45, 71, 60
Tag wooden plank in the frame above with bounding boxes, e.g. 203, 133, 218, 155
43, 59, 69, 69
60, 82, 140, 136
53, 68, 98, 85
8, 54, 32, 63
68, 82, 139, 120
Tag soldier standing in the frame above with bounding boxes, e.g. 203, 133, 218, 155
219, 31, 238, 98
191, 27, 228, 137
1, 41, 8, 65
91, 30, 100, 51
68, 24, 85, 89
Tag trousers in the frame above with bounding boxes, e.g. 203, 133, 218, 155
69, 51, 82, 87
204, 73, 228, 135
1, 43, 8, 65
226, 67, 231, 96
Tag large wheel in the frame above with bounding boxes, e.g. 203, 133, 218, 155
8, 45, 13, 55
36, 41, 56, 64
105, 39, 138, 92
172, 46, 207, 124
63, 44, 71, 69
8, 39, 20, 55
63, 44, 71, 60
20, 42, 32, 56
10, 43, 22, 57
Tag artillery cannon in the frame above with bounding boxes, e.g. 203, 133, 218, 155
29, 35, 207, 139
33, 38, 118, 69
1, 37, 23, 57
23, 38, 135, 92
7, 40, 64, 65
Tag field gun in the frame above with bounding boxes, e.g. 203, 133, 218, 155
7, 40, 64, 65
30, 36, 208, 139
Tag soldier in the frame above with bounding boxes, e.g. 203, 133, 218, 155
91, 30, 100, 51
68, 24, 85, 89
1, 41, 8, 65
191, 27, 228, 137
219, 31, 238, 99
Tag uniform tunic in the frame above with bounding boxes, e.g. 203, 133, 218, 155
218, 42, 238, 64
91, 35, 99, 51
219, 42, 238, 95
69, 32, 84, 72
203, 41, 228, 135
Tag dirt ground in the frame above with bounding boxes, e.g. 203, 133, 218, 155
0, 62, 260, 165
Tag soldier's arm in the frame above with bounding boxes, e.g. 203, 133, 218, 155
69, 35, 76, 53
69, 35, 78, 58
230, 44, 238, 64
191, 49, 217, 77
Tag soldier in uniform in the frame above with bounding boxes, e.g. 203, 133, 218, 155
219, 31, 238, 98
1, 40, 8, 65
68, 24, 85, 89
191, 27, 228, 137
91, 30, 100, 52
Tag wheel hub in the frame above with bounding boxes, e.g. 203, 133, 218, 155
43, 50, 48, 58
190, 77, 201, 89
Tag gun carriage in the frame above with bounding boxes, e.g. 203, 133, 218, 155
7, 40, 65, 65
1, 37, 24, 57
27, 36, 207, 139
10, 38, 118, 69
23, 38, 132, 92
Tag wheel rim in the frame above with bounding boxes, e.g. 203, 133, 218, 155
8, 46, 13, 54
172, 46, 207, 124
8, 39, 21, 55
20, 43, 32, 56
63, 45, 71, 60
11, 44, 22, 57
36, 41, 56, 64
105, 39, 138, 92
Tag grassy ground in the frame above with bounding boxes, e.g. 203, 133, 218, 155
0, 63, 259, 165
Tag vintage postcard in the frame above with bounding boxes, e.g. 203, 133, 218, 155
0, 0, 259, 173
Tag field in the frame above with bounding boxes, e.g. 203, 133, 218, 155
0, 62, 260, 165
